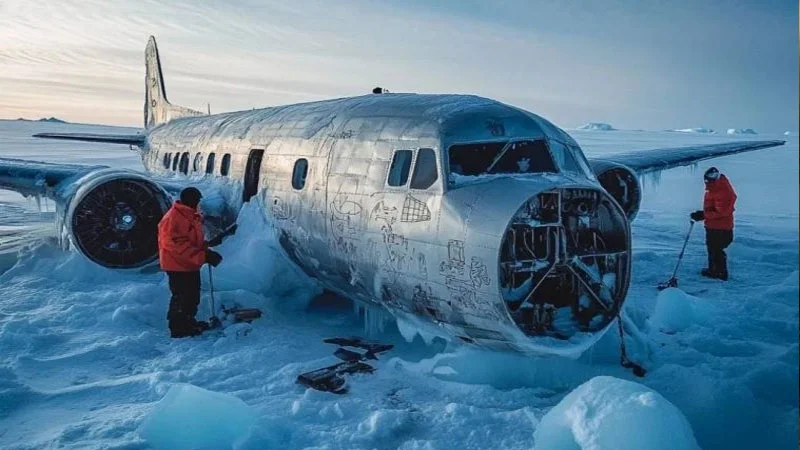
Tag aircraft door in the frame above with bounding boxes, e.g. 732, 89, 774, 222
243, 149, 264, 202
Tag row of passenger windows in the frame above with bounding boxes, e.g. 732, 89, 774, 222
162, 151, 231, 176
158, 148, 438, 191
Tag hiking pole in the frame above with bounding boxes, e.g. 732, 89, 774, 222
658, 220, 695, 290
207, 265, 222, 329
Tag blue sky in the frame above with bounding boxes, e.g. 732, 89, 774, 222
0, 0, 796, 132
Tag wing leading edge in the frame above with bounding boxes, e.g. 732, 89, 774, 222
33, 132, 146, 146
0, 157, 106, 197
595, 140, 785, 175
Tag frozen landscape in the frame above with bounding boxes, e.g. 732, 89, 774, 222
0, 119, 797, 449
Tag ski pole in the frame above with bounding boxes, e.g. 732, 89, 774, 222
208, 265, 218, 324
670, 220, 695, 280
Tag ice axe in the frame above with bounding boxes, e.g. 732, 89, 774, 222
658, 220, 695, 290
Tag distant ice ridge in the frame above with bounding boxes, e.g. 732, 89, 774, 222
534, 376, 700, 450
576, 122, 615, 131
726, 128, 757, 135
670, 128, 716, 134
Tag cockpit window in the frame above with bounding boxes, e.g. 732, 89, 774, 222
549, 140, 583, 174
388, 150, 413, 187
448, 142, 506, 176
448, 140, 557, 178
410, 148, 438, 190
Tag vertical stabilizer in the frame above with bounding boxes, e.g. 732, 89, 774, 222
144, 36, 203, 129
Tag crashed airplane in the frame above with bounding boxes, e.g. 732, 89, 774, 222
0, 37, 785, 356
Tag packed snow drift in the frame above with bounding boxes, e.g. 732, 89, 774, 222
0, 121, 797, 449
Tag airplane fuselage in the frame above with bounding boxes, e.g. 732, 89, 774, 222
139, 93, 632, 355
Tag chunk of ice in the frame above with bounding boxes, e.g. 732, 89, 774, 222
535, 376, 700, 450
138, 384, 256, 450
649, 288, 708, 333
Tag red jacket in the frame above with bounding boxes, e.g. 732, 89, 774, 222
158, 201, 207, 271
703, 174, 737, 231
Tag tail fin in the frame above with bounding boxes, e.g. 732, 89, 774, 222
144, 36, 203, 129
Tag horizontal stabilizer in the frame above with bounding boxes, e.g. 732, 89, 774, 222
33, 132, 146, 146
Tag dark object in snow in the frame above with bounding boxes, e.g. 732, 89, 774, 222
322, 337, 393, 359
617, 317, 647, 377
296, 337, 394, 394
297, 361, 375, 394
372, 87, 384, 94
223, 306, 262, 323
658, 221, 695, 291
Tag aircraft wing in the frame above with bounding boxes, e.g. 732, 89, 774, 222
33, 132, 146, 146
0, 157, 229, 219
0, 157, 106, 197
596, 140, 785, 175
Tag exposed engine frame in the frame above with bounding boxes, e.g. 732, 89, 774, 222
499, 187, 631, 339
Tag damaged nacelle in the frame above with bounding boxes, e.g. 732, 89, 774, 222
588, 160, 642, 221
59, 169, 172, 268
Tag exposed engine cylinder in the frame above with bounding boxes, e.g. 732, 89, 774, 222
65, 171, 171, 268
588, 160, 642, 221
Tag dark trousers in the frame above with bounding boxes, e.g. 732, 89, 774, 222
705, 228, 733, 276
167, 271, 201, 336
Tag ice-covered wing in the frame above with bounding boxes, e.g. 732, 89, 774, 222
0, 157, 106, 197
33, 132, 146, 146
599, 140, 785, 174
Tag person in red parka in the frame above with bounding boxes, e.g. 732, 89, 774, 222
158, 187, 223, 337
690, 167, 736, 281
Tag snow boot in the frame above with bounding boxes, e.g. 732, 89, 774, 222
700, 268, 715, 279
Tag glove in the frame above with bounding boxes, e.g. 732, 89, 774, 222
206, 235, 223, 247
205, 250, 223, 267
690, 210, 704, 222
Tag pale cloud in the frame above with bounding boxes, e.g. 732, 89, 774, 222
0, 0, 796, 132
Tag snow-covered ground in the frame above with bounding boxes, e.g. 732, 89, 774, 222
0, 120, 797, 449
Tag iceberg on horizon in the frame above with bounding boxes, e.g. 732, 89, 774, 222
726, 128, 757, 135
576, 122, 615, 131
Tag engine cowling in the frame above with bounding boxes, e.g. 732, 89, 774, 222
63, 170, 172, 268
588, 160, 641, 221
